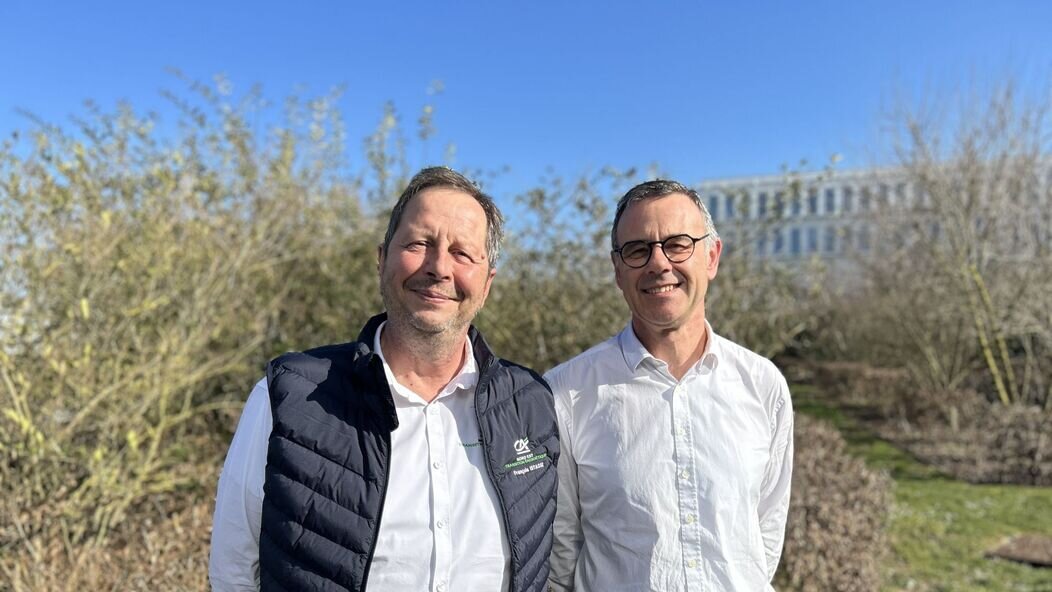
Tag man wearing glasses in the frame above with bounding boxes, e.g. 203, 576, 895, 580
546, 180, 794, 591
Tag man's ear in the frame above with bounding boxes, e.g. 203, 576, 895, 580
612, 252, 626, 291
707, 238, 723, 280
482, 266, 497, 301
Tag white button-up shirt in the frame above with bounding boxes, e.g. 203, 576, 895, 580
209, 323, 510, 591
545, 323, 793, 592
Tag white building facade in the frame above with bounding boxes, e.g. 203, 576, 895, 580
697, 165, 1051, 265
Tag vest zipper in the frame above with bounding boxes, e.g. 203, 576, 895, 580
359, 427, 392, 590
474, 364, 519, 592
360, 350, 395, 591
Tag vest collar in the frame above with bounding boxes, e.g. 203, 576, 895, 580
351, 313, 501, 427
356, 312, 497, 373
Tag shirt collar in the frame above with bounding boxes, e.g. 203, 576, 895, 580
618, 320, 721, 375
374, 321, 478, 404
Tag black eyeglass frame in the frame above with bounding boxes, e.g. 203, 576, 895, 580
611, 233, 711, 268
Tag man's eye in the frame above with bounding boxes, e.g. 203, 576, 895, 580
622, 244, 649, 260
453, 250, 478, 263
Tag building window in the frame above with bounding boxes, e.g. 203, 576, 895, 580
858, 225, 871, 251
807, 188, 818, 215
824, 188, 836, 214
806, 226, 818, 253
789, 227, 801, 255
775, 192, 786, 217
842, 186, 854, 213
790, 192, 802, 217
860, 187, 872, 211
841, 226, 853, 253
758, 192, 768, 218
708, 195, 720, 221
773, 228, 784, 254
914, 182, 927, 209
725, 194, 736, 219
823, 226, 836, 253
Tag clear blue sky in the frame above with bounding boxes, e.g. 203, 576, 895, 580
2, 0, 1051, 201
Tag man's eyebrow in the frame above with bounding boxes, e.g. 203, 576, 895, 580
621, 233, 690, 242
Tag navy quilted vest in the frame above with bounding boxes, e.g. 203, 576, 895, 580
259, 314, 559, 591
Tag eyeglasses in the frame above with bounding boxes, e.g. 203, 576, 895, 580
612, 233, 710, 268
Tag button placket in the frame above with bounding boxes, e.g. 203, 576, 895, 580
426, 402, 453, 592
672, 378, 704, 587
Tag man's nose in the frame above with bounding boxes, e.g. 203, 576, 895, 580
643, 242, 673, 270
424, 247, 454, 278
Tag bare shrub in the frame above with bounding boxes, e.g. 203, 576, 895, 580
776, 415, 892, 592
810, 361, 977, 425
844, 79, 1052, 415
813, 362, 1052, 486
880, 404, 1052, 486
0, 80, 381, 566
1, 494, 212, 591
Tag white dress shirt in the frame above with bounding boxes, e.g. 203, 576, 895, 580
209, 323, 510, 591
545, 323, 793, 592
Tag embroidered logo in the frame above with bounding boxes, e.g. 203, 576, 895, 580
513, 437, 530, 454
505, 437, 547, 477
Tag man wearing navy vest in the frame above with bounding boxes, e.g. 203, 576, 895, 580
209, 167, 559, 592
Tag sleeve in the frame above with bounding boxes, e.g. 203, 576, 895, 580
757, 373, 794, 581
546, 371, 582, 592
209, 378, 272, 592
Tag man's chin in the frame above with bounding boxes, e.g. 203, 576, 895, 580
631, 310, 689, 332
405, 312, 464, 336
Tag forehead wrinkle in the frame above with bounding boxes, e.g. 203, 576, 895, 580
398, 195, 489, 252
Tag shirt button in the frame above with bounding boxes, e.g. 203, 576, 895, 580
437, 519, 446, 529
687, 559, 698, 569
676, 427, 686, 436
437, 583, 447, 592
432, 461, 443, 470
680, 469, 689, 479
685, 514, 696, 524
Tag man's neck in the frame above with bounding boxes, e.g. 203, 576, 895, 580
633, 316, 709, 381
379, 320, 469, 402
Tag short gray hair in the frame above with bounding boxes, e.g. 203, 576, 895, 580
611, 179, 718, 249
383, 167, 505, 268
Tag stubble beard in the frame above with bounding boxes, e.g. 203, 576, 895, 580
379, 277, 480, 359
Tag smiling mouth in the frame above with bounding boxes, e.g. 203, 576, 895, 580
414, 288, 457, 302
643, 284, 679, 294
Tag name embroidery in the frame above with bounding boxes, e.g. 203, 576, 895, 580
505, 437, 547, 476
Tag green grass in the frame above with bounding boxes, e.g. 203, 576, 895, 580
793, 386, 1052, 592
